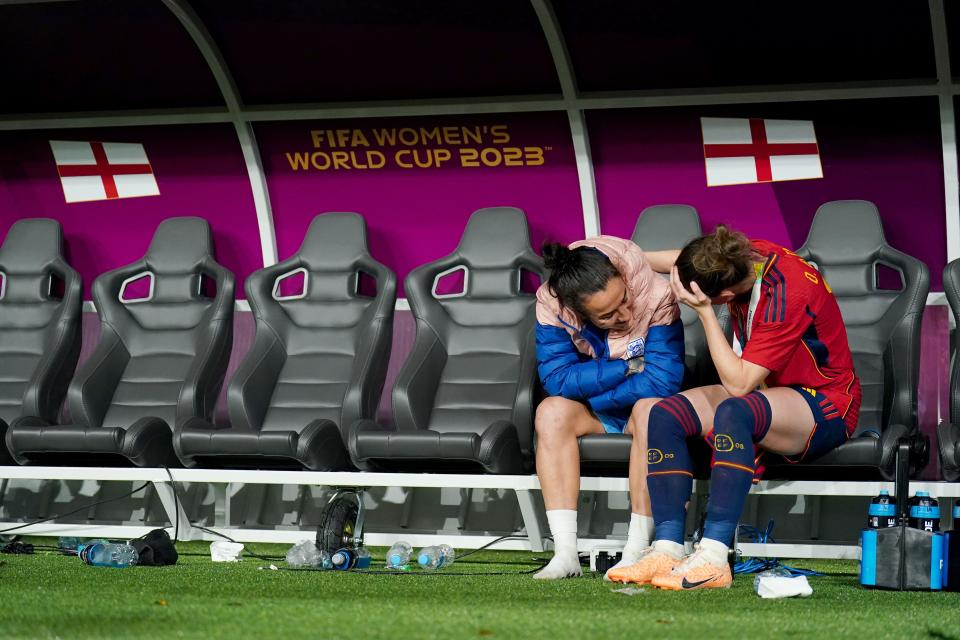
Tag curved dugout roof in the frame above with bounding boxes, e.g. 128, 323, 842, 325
0, 0, 951, 115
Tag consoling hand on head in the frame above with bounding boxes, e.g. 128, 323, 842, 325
669, 266, 712, 313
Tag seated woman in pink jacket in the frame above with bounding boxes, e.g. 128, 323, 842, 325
533, 236, 685, 579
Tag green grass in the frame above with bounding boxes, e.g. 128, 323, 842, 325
0, 540, 957, 639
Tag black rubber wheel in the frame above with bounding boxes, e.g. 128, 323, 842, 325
316, 493, 359, 554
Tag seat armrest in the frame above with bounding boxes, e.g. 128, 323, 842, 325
122, 416, 174, 467
347, 418, 393, 470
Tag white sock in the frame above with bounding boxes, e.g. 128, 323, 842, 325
697, 537, 730, 567
652, 539, 685, 559
623, 513, 654, 554
534, 509, 582, 580
603, 514, 655, 580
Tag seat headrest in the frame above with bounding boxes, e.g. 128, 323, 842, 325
0, 218, 63, 273
632, 205, 702, 252
296, 212, 368, 269
804, 200, 886, 264
456, 207, 532, 268
145, 217, 214, 271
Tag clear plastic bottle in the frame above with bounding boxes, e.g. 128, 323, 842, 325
78, 542, 138, 568
386, 541, 412, 569
58, 537, 82, 553
417, 544, 455, 570
285, 540, 331, 569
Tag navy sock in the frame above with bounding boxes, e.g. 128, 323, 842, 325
646, 395, 702, 545
704, 393, 773, 546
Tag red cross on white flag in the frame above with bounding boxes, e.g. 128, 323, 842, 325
50, 140, 160, 203
700, 118, 823, 187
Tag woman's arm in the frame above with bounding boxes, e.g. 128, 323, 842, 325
644, 249, 681, 274
669, 267, 769, 396
585, 320, 685, 413
536, 323, 628, 399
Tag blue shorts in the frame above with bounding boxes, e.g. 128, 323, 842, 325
782, 386, 850, 463
595, 409, 630, 434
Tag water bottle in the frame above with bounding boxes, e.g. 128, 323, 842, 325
331, 547, 371, 570
867, 490, 898, 529
57, 537, 82, 553
386, 541, 412, 569
77, 541, 138, 568
909, 491, 940, 532
417, 544, 455, 570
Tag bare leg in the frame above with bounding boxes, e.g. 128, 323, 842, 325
755, 387, 817, 454
533, 397, 604, 580
626, 398, 659, 516
602, 398, 660, 580
535, 397, 605, 511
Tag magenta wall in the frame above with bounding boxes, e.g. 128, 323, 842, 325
256, 112, 584, 295
0, 124, 264, 299
589, 98, 948, 289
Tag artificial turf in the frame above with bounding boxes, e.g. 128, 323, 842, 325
0, 539, 957, 639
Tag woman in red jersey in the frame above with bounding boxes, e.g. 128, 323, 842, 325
607, 225, 861, 591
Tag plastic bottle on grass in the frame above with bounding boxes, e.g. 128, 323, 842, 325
78, 542, 138, 568
285, 540, 331, 569
58, 537, 82, 553
417, 544, 455, 570
386, 541, 412, 569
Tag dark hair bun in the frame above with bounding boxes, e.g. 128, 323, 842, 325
542, 242, 578, 275
541, 242, 619, 316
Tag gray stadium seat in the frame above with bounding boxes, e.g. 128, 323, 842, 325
348, 207, 544, 474
0, 219, 82, 464
764, 200, 928, 480
577, 204, 709, 474
7, 217, 234, 467
174, 213, 395, 471
936, 259, 960, 481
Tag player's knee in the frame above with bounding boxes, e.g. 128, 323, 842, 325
646, 400, 688, 449
712, 398, 752, 436
535, 397, 579, 440
628, 398, 657, 444
630, 397, 659, 424
713, 393, 772, 444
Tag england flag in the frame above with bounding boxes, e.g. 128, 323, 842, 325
700, 117, 823, 187
50, 140, 160, 203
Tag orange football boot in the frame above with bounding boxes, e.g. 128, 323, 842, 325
605, 548, 680, 585
651, 546, 733, 591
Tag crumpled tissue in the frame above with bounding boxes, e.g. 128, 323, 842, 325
210, 540, 244, 562
755, 575, 813, 599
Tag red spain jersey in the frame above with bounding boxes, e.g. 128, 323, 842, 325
730, 240, 862, 434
